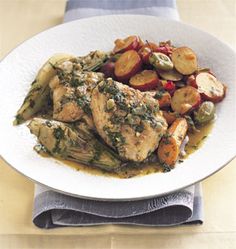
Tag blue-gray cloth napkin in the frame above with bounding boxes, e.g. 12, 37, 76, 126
33, 0, 204, 229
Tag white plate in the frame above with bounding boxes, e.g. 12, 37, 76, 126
0, 15, 236, 200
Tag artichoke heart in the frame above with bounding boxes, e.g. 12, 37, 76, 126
14, 51, 108, 125
28, 118, 121, 171
14, 54, 76, 125
77, 50, 109, 72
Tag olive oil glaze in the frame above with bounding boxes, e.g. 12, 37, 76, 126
46, 122, 213, 179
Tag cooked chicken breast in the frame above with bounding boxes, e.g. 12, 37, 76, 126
49, 62, 104, 122
91, 78, 168, 162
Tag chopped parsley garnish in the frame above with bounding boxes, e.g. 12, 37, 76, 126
89, 144, 102, 164
113, 92, 129, 111
162, 132, 172, 144
163, 133, 171, 139
131, 103, 159, 128
99, 80, 130, 112
70, 78, 80, 87
103, 126, 125, 147
134, 123, 144, 133
14, 114, 24, 125
52, 127, 64, 154
140, 113, 159, 128
76, 95, 92, 115
55, 68, 66, 82
53, 127, 64, 140
132, 105, 147, 115
100, 79, 161, 133
98, 81, 119, 95
110, 114, 124, 124
161, 163, 172, 173
154, 90, 165, 100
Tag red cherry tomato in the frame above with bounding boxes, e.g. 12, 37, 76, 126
164, 81, 176, 95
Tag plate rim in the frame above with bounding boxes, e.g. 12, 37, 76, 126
1, 154, 236, 201
1, 14, 235, 64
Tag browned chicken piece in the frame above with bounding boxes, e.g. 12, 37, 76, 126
49, 60, 104, 123
91, 78, 168, 162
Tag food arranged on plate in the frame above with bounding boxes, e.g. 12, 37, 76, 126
14, 36, 226, 178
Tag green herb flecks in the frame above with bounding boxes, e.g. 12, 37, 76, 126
99, 80, 130, 112
141, 112, 159, 128
162, 132, 172, 144
55, 67, 66, 83
131, 103, 160, 129
133, 123, 144, 133
14, 114, 24, 125
99, 79, 162, 133
89, 144, 103, 164
76, 95, 92, 115
154, 90, 165, 100
53, 127, 64, 140
113, 92, 129, 112
147, 103, 159, 114
98, 80, 119, 95
52, 127, 65, 154
103, 126, 125, 147
110, 114, 125, 125
70, 78, 84, 87
161, 163, 172, 173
